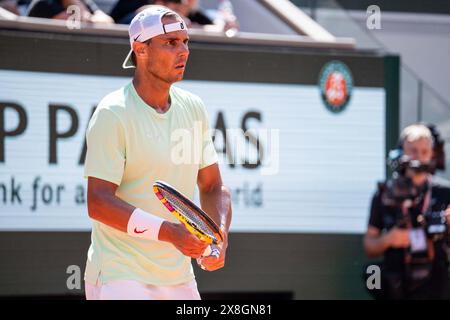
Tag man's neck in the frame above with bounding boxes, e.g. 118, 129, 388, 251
132, 71, 172, 113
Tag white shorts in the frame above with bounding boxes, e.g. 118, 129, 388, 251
85, 279, 201, 300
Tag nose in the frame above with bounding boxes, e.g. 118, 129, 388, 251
179, 42, 189, 57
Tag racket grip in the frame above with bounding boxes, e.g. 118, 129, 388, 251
197, 245, 220, 270
202, 245, 220, 258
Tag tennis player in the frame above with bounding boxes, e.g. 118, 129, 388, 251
83, 5, 232, 300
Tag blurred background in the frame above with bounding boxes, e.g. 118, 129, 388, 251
0, 0, 449, 299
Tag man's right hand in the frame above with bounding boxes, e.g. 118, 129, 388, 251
386, 227, 410, 248
158, 221, 209, 258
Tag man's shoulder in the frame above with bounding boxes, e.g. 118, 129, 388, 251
171, 86, 205, 109
96, 86, 128, 117
371, 181, 385, 200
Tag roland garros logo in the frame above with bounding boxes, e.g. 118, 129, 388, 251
318, 61, 353, 114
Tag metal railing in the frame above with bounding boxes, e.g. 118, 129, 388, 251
0, 6, 356, 50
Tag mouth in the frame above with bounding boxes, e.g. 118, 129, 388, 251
175, 63, 186, 70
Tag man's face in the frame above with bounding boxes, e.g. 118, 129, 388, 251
403, 138, 433, 186
134, 16, 189, 84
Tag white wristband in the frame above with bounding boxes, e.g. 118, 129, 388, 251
127, 208, 165, 241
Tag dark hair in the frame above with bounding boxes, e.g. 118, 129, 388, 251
397, 122, 446, 173
423, 122, 446, 172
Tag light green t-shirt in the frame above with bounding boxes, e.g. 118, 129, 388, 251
84, 82, 218, 286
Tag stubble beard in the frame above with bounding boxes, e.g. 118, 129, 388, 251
147, 63, 183, 85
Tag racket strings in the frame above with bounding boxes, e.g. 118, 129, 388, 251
161, 190, 216, 240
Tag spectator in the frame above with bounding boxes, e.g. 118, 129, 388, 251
0, 0, 20, 15
109, 0, 185, 25
27, 0, 114, 24
178, 0, 212, 26
180, 0, 239, 33
364, 124, 450, 299
109, 0, 149, 24
109, 0, 239, 34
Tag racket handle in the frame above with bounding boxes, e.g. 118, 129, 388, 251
197, 245, 220, 270
202, 245, 220, 258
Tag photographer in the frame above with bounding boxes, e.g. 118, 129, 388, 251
364, 124, 450, 299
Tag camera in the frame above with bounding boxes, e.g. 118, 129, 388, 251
380, 148, 433, 208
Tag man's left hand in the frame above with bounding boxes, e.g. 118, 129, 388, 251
197, 233, 228, 271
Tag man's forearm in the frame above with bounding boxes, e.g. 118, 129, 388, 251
199, 185, 232, 236
364, 234, 390, 257
87, 190, 135, 232
88, 191, 166, 241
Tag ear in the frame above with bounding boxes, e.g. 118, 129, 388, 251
133, 42, 148, 59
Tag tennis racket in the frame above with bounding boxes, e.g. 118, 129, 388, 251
153, 180, 223, 258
